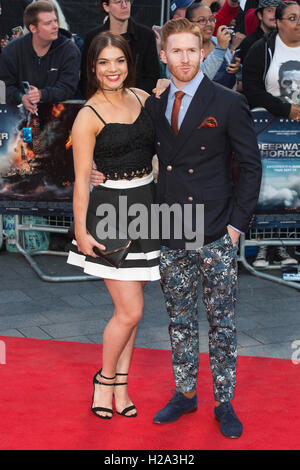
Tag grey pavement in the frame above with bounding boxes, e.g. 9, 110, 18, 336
0, 249, 299, 360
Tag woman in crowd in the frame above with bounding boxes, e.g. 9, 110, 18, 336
67, 31, 160, 420
186, 2, 241, 88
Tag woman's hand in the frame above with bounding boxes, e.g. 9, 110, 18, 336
216, 26, 231, 50
153, 29, 162, 55
226, 56, 241, 74
152, 155, 159, 182
90, 161, 106, 186
76, 231, 106, 258
230, 32, 246, 52
153, 79, 171, 99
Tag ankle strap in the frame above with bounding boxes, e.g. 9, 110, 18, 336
116, 372, 128, 376
99, 369, 116, 380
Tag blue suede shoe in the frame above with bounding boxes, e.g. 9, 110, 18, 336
214, 402, 243, 438
153, 392, 198, 424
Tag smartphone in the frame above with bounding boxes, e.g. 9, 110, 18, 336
22, 81, 30, 94
230, 49, 240, 63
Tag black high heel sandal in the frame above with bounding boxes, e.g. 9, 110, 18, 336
114, 372, 137, 418
91, 369, 116, 419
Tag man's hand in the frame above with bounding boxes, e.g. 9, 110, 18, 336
289, 104, 300, 122
27, 85, 41, 104
217, 26, 231, 50
22, 93, 38, 114
227, 225, 240, 246
90, 161, 106, 186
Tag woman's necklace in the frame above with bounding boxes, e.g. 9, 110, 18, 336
100, 86, 124, 92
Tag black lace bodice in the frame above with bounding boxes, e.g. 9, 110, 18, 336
89, 104, 155, 181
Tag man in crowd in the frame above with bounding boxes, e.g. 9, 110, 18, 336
239, 0, 281, 63
0, 0, 81, 113
80, 0, 160, 97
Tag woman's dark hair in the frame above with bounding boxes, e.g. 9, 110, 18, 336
86, 31, 136, 99
275, 1, 298, 20
97, 0, 108, 14
186, 2, 207, 21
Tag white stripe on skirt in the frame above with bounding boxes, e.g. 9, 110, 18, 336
67, 250, 160, 281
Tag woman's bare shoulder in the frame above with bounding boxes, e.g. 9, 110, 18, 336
129, 87, 150, 106
72, 102, 103, 136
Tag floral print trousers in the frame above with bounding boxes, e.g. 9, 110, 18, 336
160, 233, 238, 403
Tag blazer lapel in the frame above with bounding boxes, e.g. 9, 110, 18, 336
170, 76, 215, 162
156, 86, 174, 140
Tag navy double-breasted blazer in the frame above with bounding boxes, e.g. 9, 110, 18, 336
145, 76, 262, 249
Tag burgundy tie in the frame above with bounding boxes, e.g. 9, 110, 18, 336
171, 91, 185, 135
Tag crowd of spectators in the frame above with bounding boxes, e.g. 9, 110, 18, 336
0, 0, 299, 266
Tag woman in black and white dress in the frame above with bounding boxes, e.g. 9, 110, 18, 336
67, 31, 160, 419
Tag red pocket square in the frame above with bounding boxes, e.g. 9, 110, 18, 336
198, 117, 218, 129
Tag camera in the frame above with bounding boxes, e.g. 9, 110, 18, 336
226, 26, 235, 37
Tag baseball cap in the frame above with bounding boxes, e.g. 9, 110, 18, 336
170, 0, 196, 16
255, 0, 282, 13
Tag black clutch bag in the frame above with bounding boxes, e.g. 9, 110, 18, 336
69, 211, 132, 269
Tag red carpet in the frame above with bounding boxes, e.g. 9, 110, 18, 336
0, 336, 299, 450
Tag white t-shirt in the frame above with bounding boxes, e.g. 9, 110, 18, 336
265, 35, 300, 105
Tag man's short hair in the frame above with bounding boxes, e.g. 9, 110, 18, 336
24, 1, 56, 30
279, 60, 300, 77
161, 18, 203, 50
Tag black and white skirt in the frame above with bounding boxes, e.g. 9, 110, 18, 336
67, 173, 161, 281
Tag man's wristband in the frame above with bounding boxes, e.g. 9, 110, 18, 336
19, 92, 24, 104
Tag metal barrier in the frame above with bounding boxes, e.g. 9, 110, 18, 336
239, 228, 300, 291
11, 214, 98, 283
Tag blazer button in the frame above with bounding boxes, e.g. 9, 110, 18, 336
188, 169, 194, 174
200, 146, 206, 150
167, 165, 172, 171
157, 142, 161, 146
188, 196, 193, 201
